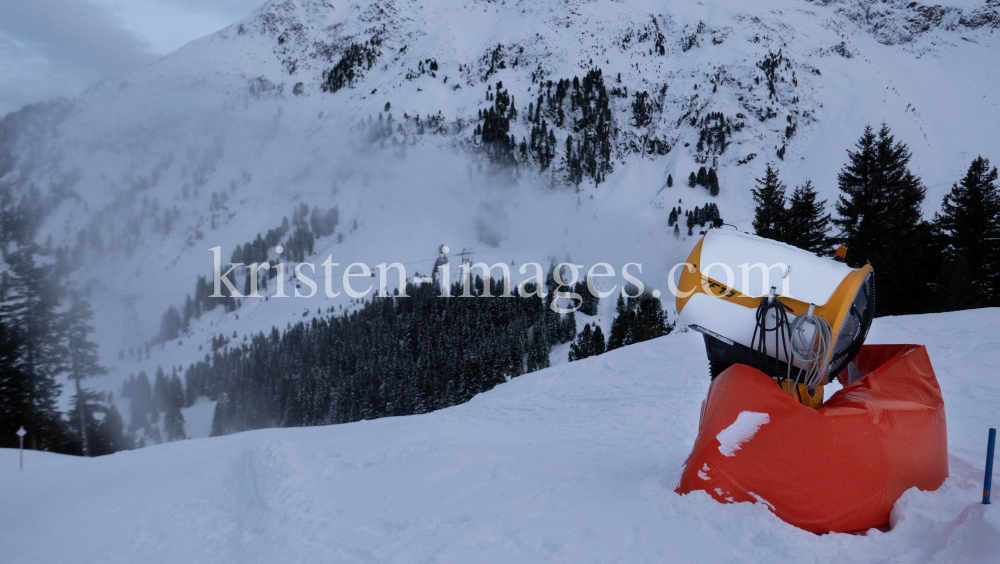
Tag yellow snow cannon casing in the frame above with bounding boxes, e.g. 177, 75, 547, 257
675, 229, 874, 386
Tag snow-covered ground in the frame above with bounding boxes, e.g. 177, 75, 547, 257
2, 309, 997, 563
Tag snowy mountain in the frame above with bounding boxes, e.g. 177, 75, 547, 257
2, 309, 999, 562
1, 0, 998, 430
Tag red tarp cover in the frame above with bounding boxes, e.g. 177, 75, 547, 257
676, 344, 948, 533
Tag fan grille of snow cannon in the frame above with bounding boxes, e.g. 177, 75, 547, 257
825, 270, 875, 379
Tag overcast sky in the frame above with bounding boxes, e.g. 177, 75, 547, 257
0, 0, 264, 117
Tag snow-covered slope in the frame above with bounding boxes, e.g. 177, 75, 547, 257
2, 309, 998, 563
1, 0, 998, 425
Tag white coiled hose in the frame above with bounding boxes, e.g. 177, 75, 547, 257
787, 304, 832, 391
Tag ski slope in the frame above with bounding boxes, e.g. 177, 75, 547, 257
2, 309, 998, 563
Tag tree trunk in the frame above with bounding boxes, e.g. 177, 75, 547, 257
75, 378, 89, 457
28, 340, 37, 451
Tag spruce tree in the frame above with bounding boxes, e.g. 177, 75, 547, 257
667, 174, 674, 187
0, 246, 68, 450
159, 306, 182, 342
591, 325, 606, 355
127, 371, 156, 431
606, 294, 633, 351
64, 292, 107, 456
562, 311, 577, 343
568, 324, 595, 361
705, 203, 723, 227
182, 296, 193, 332
934, 156, 1000, 308
834, 124, 928, 315
153, 367, 169, 413
688, 172, 697, 187
633, 294, 670, 342
65, 388, 108, 455
569, 323, 609, 361
606, 293, 671, 351
98, 404, 132, 453
163, 374, 187, 441
0, 316, 31, 449
752, 165, 787, 242
708, 168, 720, 196
785, 180, 832, 254
574, 281, 600, 316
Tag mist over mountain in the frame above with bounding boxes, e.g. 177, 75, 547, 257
1, 0, 998, 438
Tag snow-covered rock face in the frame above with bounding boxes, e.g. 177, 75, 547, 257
830, 0, 1000, 46
9, 0, 999, 220
9, 0, 997, 224
0, 0, 998, 406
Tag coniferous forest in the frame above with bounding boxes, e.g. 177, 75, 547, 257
751, 123, 1000, 315
195, 277, 574, 436
0, 168, 127, 455
139, 258, 672, 439
0, 244, 127, 455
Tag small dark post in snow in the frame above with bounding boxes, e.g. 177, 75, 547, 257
16, 427, 26, 471
985, 428, 996, 505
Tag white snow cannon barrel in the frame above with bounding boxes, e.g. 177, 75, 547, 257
674, 229, 874, 395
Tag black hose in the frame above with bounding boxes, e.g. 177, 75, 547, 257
749, 291, 794, 387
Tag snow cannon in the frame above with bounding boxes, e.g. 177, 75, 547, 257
673, 230, 949, 533
674, 229, 874, 395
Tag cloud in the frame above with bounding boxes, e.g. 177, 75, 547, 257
0, 0, 155, 77
89, 0, 264, 54
0, 0, 267, 117
0, 0, 157, 116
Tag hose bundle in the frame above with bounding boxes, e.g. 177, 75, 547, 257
749, 288, 793, 386
751, 288, 832, 398
788, 304, 832, 391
